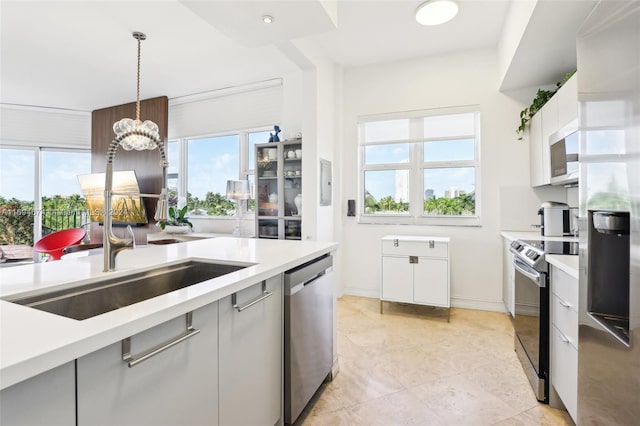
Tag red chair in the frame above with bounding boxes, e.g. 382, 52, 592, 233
33, 228, 86, 261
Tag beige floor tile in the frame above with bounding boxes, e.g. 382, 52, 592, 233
409, 373, 524, 425
346, 390, 446, 426
301, 407, 356, 426
495, 405, 575, 425
307, 356, 404, 415
375, 346, 458, 388
302, 296, 574, 426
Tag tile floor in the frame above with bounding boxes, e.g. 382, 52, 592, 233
300, 296, 574, 426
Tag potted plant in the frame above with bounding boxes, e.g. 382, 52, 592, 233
516, 71, 576, 140
158, 206, 193, 233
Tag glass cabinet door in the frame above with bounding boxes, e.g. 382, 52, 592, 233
282, 141, 302, 240
256, 144, 279, 217
255, 141, 302, 240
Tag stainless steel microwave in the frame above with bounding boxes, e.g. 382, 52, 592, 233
549, 119, 579, 185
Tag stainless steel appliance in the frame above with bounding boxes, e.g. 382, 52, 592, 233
549, 119, 579, 186
537, 201, 571, 237
510, 240, 550, 403
284, 254, 334, 425
577, 1, 640, 424
510, 239, 579, 403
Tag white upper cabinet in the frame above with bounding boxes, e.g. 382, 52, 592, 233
539, 95, 558, 186
529, 111, 544, 187
557, 73, 578, 128
529, 72, 578, 187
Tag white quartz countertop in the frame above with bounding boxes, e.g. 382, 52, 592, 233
547, 254, 580, 280
0, 237, 337, 390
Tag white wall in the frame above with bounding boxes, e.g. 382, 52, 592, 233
340, 48, 544, 311
497, 0, 537, 90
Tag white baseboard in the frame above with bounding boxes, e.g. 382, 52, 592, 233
342, 287, 379, 299
341, 287, 507, 313
451, 297, 506, 313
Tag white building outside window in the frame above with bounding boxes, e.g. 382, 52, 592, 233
358, 107, 481, 226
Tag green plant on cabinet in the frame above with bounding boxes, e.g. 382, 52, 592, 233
516, 71, 576, 140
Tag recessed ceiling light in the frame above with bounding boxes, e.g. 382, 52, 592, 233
262, 15, 274, 24
415, 0, 459, 26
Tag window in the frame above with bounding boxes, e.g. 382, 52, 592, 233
359, 108, 480, 226
0, 148, 35, 245
0, 147, 91, 250
41, 150, 91, 234
167, 127, 271, 217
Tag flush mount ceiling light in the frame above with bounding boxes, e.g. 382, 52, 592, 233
262, 15, 274, 24
112, 31, 160, 151
415, 0, 459, 26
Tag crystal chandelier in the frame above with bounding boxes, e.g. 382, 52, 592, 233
113, 32, 160, 151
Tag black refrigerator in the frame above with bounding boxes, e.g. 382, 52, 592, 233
576, 1, 640, 424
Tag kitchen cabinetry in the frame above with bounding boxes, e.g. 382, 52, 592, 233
556, 74, 578, 129
0, 362, 75, 426
255, 140, 302, 240
380, 236, 450, 318
539, 97, 558, 185
502, 236, 515, 317
529, 111, 544, 187
219, 275, 282, 426
550, 264, 578, 421
528, 72, 578, 187
76, 302, 219, 426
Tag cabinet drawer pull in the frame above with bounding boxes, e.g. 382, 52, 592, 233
558, 298, 572, 308
558, 330, 571, 344
232, 281, 273, 312
122, 312, 200, 368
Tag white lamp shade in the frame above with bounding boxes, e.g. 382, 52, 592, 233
226, 180, 252, 200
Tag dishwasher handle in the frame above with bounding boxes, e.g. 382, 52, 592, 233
284, 254, 332, 288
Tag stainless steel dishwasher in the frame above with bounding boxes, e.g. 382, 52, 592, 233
284, 253, 334, 425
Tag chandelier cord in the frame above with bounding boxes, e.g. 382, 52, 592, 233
135, 35, 142, 123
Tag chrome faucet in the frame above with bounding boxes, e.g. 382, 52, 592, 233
103, 139, 169, 272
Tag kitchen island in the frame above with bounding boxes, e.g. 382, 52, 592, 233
0, 237, 337, 425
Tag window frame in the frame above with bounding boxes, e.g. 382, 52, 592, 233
358, 106, 481, 226
0, 145, 91, 260
168, 126, 271, 218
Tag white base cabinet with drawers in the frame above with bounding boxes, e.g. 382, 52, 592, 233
77, 302, 220, 426
380, 236, 450, 318
0, 362, 75, 426
75, 275, 283, 426
549, 264, 578, 422
219, 276, 282, 426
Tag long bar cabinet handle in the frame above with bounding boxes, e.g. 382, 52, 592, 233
558, 330, 571, 344
558, 298, 572, 308
232, 281, 273, 312
122, 312, 200, 368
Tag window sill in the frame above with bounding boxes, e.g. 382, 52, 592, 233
358, 214, 481, 227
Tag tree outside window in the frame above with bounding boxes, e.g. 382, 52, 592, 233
359, 109, 480, 225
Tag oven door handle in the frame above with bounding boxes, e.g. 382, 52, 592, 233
513, 258, 545, 288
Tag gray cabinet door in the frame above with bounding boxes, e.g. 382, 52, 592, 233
0, 362, 75, 426
219, 276, 283, 426
77, 302, 219, 426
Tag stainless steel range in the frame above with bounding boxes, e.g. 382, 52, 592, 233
509, 239, 578, 403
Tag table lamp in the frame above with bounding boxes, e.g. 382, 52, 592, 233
226, 180, 252, 236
